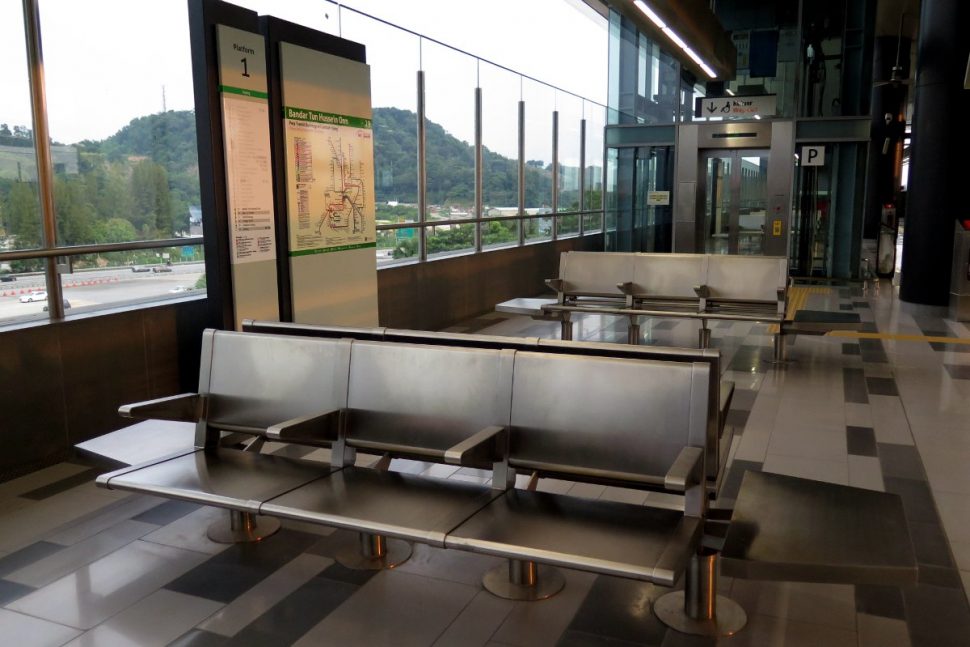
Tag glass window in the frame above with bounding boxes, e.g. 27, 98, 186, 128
427, 222, 475, 259
522, 79, 553, 242
584, 105, 605, 233
423, 41, 476, 222
557, 94, 582, 236
480, 61, 520, 248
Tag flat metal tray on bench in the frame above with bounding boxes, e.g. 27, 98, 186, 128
75, 420, 196, 467
445, 489, 701, 586
720, 471, 918, 586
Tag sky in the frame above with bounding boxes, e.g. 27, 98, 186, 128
1, 0, 607, 161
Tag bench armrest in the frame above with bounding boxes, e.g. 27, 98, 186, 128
616, 281, 635, 295
693, 285, 710, 299
776, 288, 787, 316
664, 446, 704, 492
118, 393, 204, 422
265, 408, 342, 444
545, 278, 565, 293
445, 425, 507, 466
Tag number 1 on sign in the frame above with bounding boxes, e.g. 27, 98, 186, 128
241, 57, 250, 77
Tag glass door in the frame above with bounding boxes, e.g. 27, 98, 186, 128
700, 149, 769, 255
605, 145, 673, 253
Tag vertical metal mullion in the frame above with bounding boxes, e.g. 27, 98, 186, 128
417, 69, 427, 262
551, 110, 559, 239
579, 117, 586, 236
474, 86, 483, 253
518, 100, 525, 245
22, 0, 64, 319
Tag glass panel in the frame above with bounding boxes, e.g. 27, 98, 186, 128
522, 79, 553, 212
738, 153, 768, 255
704, 155, 733, 254
557, 95, 582, 213
481, 219, 519, 250
604, 147, 620, 250
480, 62, 520, 221
634, 146, 673, 253
39, 2, 198, 247
424, 41, 476, 221
584, 106, 605, 233
426, 223, 474, 258
378, 227, 418, 264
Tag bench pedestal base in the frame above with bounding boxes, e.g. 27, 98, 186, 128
207, 511, 281, 544
482, 560, 565, 601
336, 532, 412, 570
654, 552, 746, 637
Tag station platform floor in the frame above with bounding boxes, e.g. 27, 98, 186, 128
0, 280, 968, 646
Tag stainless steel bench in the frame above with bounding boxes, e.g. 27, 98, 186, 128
528, 252, 790, 357
240, 320, 737, 497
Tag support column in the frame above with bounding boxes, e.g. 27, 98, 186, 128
900, 0, 970, 304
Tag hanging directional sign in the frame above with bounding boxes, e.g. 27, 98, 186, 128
695, 95, 776, 118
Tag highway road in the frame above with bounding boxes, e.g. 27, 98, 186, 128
0, 263, 205, 323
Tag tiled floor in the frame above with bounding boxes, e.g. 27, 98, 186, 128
1, 281, 969, 645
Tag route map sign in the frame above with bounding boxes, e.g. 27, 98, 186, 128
283, 107, 375, 255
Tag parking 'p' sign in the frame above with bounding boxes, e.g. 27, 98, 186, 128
801, 145, 825, 166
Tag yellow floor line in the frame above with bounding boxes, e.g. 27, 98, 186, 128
826, 331, 970, 344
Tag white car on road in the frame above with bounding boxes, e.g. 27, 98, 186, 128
19, 290, 47, 303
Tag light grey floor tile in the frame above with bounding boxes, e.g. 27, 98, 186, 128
762, 454, 848, 485
934, 490, 970, 543
962, 570, 970, 602
856, 613, 911, 647
0, 464, 91, 501
433, 590, 514, 647
491, 568, 597, 647
7, 520, 157, 588
0, 608, 81, 646
869, 396, 915, 445
45, 495, 163, 546
394, 543, 504, 588
566, 482, 606, 500
293, 569, 478, 647
721, 612, 856, 647
535, 479, 573, 495
728, 579, 856, 631
766, 428, 848, 462
198, 552, 332, 637
598, 486, 648, 505
848, 455, 885, 491
8, 540, 209, 630
62, 589, 222, 647
139, 506, 231, 555
844, 402, 874, 428
950, 539, 970, 571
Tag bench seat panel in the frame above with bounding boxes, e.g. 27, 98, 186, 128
445, 489, 701, 586
97, 448, 331, 513
260, 468, 502, 546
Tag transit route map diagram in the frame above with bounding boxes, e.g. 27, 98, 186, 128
284, 106, 376, 255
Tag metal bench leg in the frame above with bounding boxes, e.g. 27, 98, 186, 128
773, 331, 786, 362
698, 325, 712, 349
335, 531, 412, 571
560, 319, 573, 341
654, 551, 746, 637
482, 559, 565, 601
207, 510, 281, 544
627, 318, 641, 345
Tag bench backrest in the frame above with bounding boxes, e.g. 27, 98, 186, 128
630, 254, 707, 300
202, 330, 351, 435
346, 341, 515, 455
508, 352, 709, 485
705, 255, 787, 304
560, 251, 635, 298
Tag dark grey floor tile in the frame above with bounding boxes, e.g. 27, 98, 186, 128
847, 426, 878, 457
714, 321, 733, 329
842, 343, 861, 355
903, 583, 970, 647
855, 584, 905, 619
883, 477, 942, 525
929, 341, 970, 353
167, 629, 227, 647
557, 629, 651, 647
0, 579, 35, 605
877, 444, 926, 480
165, 529, 320, 603
843, 368, 869, 404
728, 346, 770, 373
850, 287, 864, 297
943, 364, 970, 380
270, 444, 315, 460
910, 521, 956, 569
724, 409, 750, 429
226, 571, 359, 646
839, 304, 855, 311
729, 389, 758, 412
859, 338, 887, 362
564, 576, 668, 646
719, 460, 763, 501
133, 500, 202, 526
853, 301, 870, 309
0, 541, 64, 577
918, 564, 964, 589
466, 316, 507, 333
19, 468, 101, 500
866, 377, 899, 396
838, 289, 851, 299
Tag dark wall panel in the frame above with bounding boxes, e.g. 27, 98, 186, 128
377, 235, 603, 330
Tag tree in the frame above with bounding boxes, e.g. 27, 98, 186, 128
6, 181, 41, 249
0, 124, 10, 137
130, 160, 173, 236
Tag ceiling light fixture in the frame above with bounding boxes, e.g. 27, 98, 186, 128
632, 0, 717, 79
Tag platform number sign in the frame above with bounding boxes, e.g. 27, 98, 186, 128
801, 146, 825, 167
